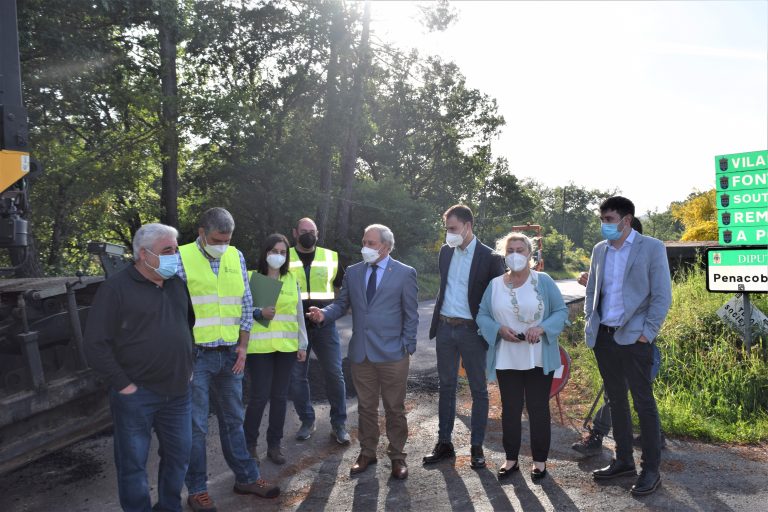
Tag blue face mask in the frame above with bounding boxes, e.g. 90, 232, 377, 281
601, 217, 625, 241
145, 250, 178, 279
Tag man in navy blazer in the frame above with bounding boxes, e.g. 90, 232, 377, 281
308, 224, 419, 480
584, 196, 672, 497
423, 205, 506, 468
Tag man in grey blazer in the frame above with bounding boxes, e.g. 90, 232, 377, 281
584, 196, 672, 497
307, 224, 419, 480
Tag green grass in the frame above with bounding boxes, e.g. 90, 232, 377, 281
568, 268, 768, 443
546, 269, 581, 280
654, 268, 768, 443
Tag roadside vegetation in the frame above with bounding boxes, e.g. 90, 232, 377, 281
564, 267, 768, 444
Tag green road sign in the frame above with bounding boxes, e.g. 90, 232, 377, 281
707, 247, 768, 293
718, 207, 768, 228
717, 188, 768, 209
715, 150, 768, 173
719, 226, 768, 246
716, 168, 768, 191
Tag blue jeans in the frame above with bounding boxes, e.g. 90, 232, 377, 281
435, 321, 489, 446
185, 347, 260, 495
110, 386, 191, 512
289, 322, 347, 427
244, 351, 296, 448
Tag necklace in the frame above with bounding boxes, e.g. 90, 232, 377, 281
505, 272, 544, 323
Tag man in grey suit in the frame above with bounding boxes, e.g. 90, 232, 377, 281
584, 196, 672, 497
307, 224, 419, 480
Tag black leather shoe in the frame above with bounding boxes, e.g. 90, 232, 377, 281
470, 445, 486, 469
631, 470, 661, 496
531, 464, 547, 481
422, 442, 456, 464
593, 459, 637, 480
497, 461, 519, 480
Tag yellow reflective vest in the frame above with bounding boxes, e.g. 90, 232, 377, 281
179, 243, 244, 344
288, 246, 338, 301
247, 271, 300, 353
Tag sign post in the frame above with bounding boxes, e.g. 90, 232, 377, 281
713, 150, 768, 353
716, 294, 768, 355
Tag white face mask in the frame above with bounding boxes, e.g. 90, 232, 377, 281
445, 223, 468, 248
203, 236, 228, 259
266, 254, 286, 269
361, 246, 380, 264
445, 232, 464, 248
506, 252, 529, 272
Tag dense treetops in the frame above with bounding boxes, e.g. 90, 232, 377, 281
17, 0, 690, 276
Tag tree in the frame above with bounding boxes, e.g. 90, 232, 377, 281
17, 0, 515, 275
156, 0, 181, 228
671, 190, 718, 241
335, 1, 371, 244
472, 167, 540, 244
418, 0, 458, 32
314, 3, 347, 241
538, 183, 614, 252
642, 207, 683, 241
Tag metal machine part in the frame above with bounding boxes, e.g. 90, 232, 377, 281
0, 0, 136, 473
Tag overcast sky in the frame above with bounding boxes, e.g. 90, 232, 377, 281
368, 1, 768, 215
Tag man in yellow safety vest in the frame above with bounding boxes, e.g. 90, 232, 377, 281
287, 217, 350, 444
178, 207, 279, 512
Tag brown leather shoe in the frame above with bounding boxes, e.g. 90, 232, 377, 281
391, 459, 408, 480
233, 479, 280, 499
350, 453, 377, 475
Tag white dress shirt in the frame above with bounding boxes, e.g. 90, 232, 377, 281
600, 229, 637, 327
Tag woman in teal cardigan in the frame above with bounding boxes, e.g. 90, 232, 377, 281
477, 232, 568, 481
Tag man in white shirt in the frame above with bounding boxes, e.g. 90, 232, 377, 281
583, 196, 672, 497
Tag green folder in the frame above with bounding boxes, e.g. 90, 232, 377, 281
249, 272, 283, 328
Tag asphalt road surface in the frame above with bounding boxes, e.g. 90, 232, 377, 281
3, 282, 767, 511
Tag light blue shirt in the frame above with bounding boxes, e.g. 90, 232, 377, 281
440, 237, 476, 319
365, 255, 390, 289
600, 229, 637, 327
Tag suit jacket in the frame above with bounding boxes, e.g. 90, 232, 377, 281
429, 239, 506, 339
584, 233, 672, 348
322, 258, 419, 364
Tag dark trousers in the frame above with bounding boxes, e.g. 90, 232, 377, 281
592, 343, 662, 436
593, 327, 661, 472
496, 368, 554, 462
289, 321, 347, 427
436, 321, 489, 446
244, 351, 297, 448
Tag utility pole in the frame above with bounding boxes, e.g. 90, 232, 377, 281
560, 187, 567, 267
